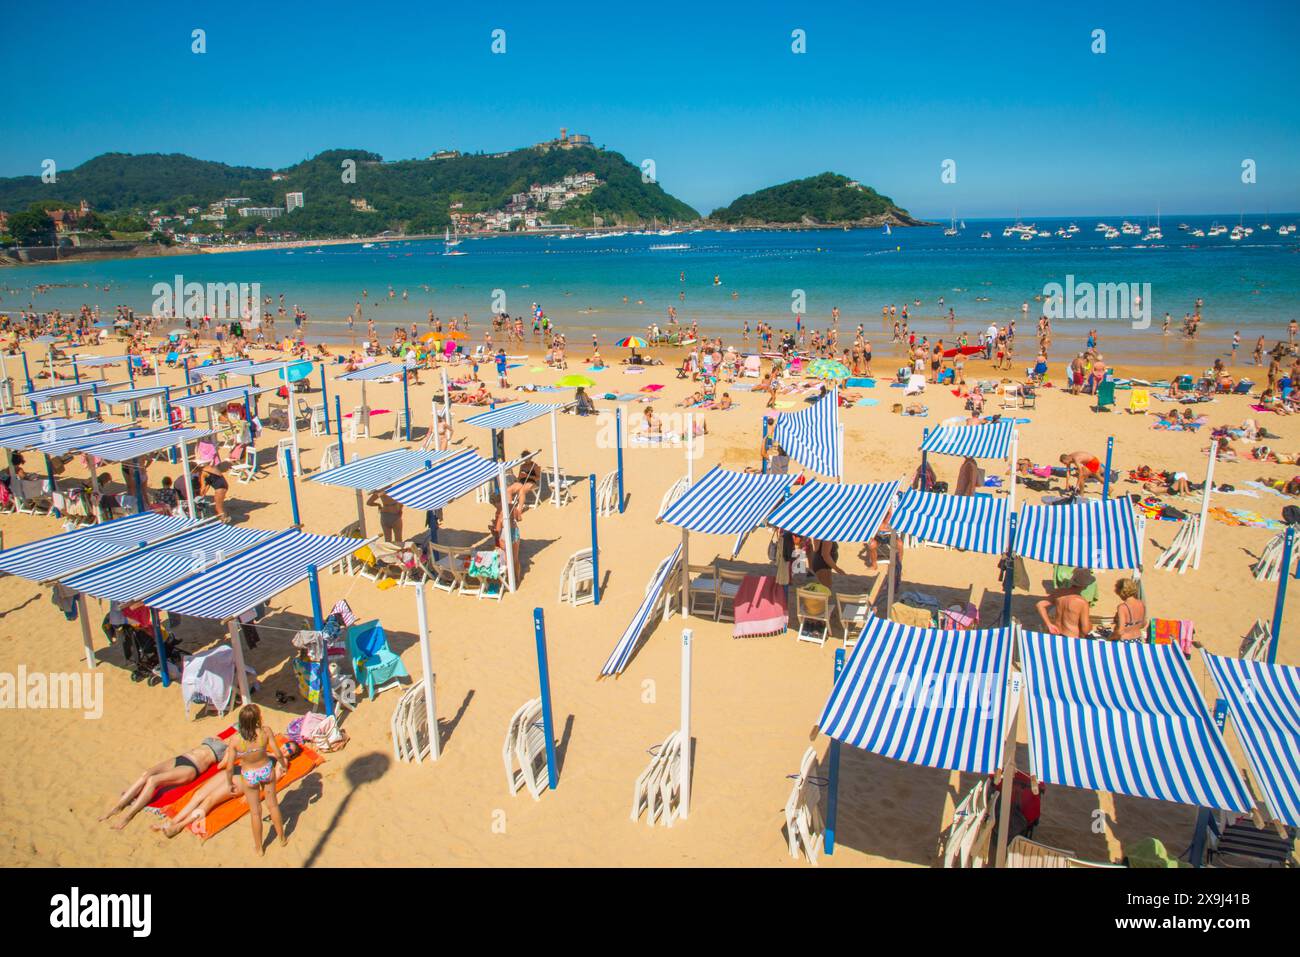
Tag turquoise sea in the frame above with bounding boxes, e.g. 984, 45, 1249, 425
7, 215, 1300, 365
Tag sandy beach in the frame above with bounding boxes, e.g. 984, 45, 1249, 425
0, 335, 1296, 869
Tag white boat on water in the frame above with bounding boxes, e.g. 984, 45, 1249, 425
443, 227, 467, 256
649, 243, 690, 250
883, 223, 891, 235
980, 231, 992, 239
1104, 228, 1120, 239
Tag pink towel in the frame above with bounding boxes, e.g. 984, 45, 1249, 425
733, 575, 788, 638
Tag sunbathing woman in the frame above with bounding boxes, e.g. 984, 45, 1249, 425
100, 736, 229, 829
508, 454, 542, 509
225, 704, 289, 856
153, 741, 306, 839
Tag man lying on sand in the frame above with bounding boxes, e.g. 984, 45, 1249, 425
100, 736, 229, 830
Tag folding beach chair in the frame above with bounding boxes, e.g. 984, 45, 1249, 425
514, 700, 552, 801
834, 590, 872, 648
1240, 619, 1272, 662
557, 547, 596, 605
1127, 388, 1150, 414
687, 562, 721, 619
942, 778, 990, 868
595, 469, 619, 516
784, 746, 825, 865
794, 586, 832, 646
715, 567, 745, 623
1095, 379, 1116, 411
631, 731, 679, 824
346, 620, 409, 700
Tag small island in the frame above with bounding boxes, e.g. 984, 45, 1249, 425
707, 172, 931, 228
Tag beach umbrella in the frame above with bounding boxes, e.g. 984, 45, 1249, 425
278, 360, 314, 383
444, 330, 468, 340
616, 336, 648, 348
419, 332, 442, 344
809, 359, 850, 381
556, 374, 596, 389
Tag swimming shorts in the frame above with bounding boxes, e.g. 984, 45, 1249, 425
1084, 457, 1102, 474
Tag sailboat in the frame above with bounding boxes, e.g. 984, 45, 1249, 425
443, 226, 466, 256
883, 223, 891, 235
943, 211, 958, 237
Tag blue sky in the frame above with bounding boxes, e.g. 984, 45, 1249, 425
4, 0, 1298, 217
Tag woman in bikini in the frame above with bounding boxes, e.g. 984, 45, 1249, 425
224, 704, 290, 856
100, 736, 229, 829
1107, 578, 1147, 641
200, 461, 231, 522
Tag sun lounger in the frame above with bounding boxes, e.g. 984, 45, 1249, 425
557, 547, 597, 605
505, 698, 551, 801
659, 474, 691, 515
784, 746, 825, 865
390, 678, 437, 763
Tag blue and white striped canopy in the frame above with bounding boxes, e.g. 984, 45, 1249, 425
600, 545, 682, 677
192, 360, 257, 379
336, 362, 406, 382
462, 401, 565, 431
384, 449, 503, 511
657, 466, 795, 537
919, 420, 1016, 460
27, 426, 151, 458
0, 417, 71, 443
310, 447, 457, 491
0, 512, 196, 582
1016, 498, 1142, 570
146, 528, 363, 620
773, 389, 842, 477
4, 420, 129, 454
1019, 629, 1252, 813
0, 413, 39, 427
1203, 653, 1300, 827
891, 489, 1010, 554
95, 385, 182, 405
24, 380, 123, 404
69, 354, 129, 368
818, 617, 1014, 774
766, 480, 899, 543
81, 428, 211, 462
62, 523, 276, 602
169, 384, 276, 411
32, 335, 60, 345
222, 360, 303, 378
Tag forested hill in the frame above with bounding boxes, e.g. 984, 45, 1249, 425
708, 172, 924, 226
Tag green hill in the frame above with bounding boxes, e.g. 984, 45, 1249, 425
0, 146, 700, 237
708, 172, 920, 226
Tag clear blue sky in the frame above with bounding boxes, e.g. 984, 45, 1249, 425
4, 0, 1298, 217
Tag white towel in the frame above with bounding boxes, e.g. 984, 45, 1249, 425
182, 645, 235, 709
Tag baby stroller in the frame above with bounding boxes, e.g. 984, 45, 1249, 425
120, 619, 183, 686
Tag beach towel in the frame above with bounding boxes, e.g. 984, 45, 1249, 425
1149, 618, 1194, 656
846, 378, 875, 388
181, 645, 237, 715
732, 575, 788, 638
159, 736, 325, 840
855, 398, 879, 407
146, 727, 237, 812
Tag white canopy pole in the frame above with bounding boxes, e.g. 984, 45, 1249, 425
228, 619, 252, 705
680, 527, 690, 617
78, 595, 96, 668
993, 626, 1023, 868
441, 366, 451, 424
1193, 441, 1217, 570
679, 627, 693, 820
0, 351, 9, 411
886, 530, 897, 612
283, 360, 300, 475
837, 421, 845, 483
351, 453, 366, 534
496, 462, 518, 592
549, 408, 561, 509
1008, 430, 1019, 515
179, 436, 197, 521
686, 412, 694, 484
415, 581, 441, 761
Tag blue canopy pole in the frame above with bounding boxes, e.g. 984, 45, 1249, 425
127, 359, 135, 387
285, 447, 301, 525
150, 608, 172, 687
1102, 436, 1115, 498
423, 459, 438, 543
920, 427, 930, 491
306, 563, 335, 716
760, 418, 770, 474
1190, 700, 1231, 866
615, 406, 625, 513
334, 395, 344, 464
319, 365, 330, 435
132, 462, 146, 513
243, 389, 252, 424
44, 454, 56, 495
1002, 512, 1018, 626
1269, 524, 1295, 664
21, 351, 32, 392
589, 473, 601, 605
72, 355, 80, 386
532, 608, 559, 790
823, 647, 846, 855
400, 369, 410, 442
164, 387, 177, 463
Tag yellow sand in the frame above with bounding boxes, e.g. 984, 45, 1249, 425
0, 337, 1294, 867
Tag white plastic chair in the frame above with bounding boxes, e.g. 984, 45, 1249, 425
557, 548, 596, 605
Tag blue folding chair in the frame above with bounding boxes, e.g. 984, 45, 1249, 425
346, 619, 409, 700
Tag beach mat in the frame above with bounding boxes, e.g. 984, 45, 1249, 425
146, 727, 236, 812
160, 735, 325, 840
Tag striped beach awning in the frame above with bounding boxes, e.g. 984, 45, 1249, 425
891, 489, 1009, 554
600, 545, 682, 677
462, 401, 566, 431
192, 360, 257, 379
385, 449, 503, 512
919, 420, 1016, 460
773, 389, 841, 477
7, 421, 131, 454
766, 480, 899, 543
145, 528, 363, 620
1203, 653, 1300, 827
32, 335, 61, 345
0, 417, 73, 444
657, 466, 795, 537
169, 384, 277, 411
310, 447, 458, 491
23, 380, 124, 404
62, 523, 276, 601
81, 428, 211, 462
1016, 498, 1142, 570
69, 354, 130, 368
26, 427, 152, 458
222, 360, 304, 378
1019, 629, 1252, 813
95, 385, 184, 405
0, 511, 196, 582
0, 413, 40, 426
336, 361, 407, 382
818, 616, 1014, 774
